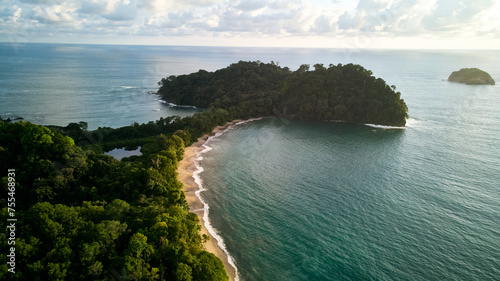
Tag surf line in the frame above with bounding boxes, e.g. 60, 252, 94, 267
191, 118, 263, 281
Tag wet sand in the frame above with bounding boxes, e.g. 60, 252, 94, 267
177, 120, 245, 281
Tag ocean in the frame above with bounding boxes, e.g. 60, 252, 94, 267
1, 43, 499, 280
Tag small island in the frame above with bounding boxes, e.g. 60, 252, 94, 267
158, 61, 409, 126
448, 68, 495, 85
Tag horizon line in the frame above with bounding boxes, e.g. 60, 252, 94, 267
2, 40, 500, 52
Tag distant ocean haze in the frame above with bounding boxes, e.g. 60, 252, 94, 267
1, 42, 499, 280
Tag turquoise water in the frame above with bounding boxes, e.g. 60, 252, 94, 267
198, 59, 500, 279
2, 43, 500, 280
201, 115, 500, 280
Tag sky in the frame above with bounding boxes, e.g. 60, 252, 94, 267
1, 0, 499, 49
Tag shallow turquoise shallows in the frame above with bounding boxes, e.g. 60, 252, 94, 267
1, 43, 499, 280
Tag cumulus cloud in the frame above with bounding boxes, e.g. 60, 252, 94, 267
311, 13, 337, 33
139, 0, 222, 13
211, 8, 284, 33
421, 0, 496, 32
80, 0, 138, 21
0, 5, 22, 22
19, 0, 63, 4
138, 0, 323, 36
336, 0, 499, 37
235, 0, 268, 11
102, 3, 138, 21
0, 0, 498, 46
203, 1, 334, 36
32, 3, 77, 24
268, 0, 301, 10
338, 0, 405, 32
80, 0, 110, 15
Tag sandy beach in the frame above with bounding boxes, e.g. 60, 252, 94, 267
177, 120, 245, 281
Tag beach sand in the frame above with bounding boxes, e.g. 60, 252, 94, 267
177, 120, 244, 281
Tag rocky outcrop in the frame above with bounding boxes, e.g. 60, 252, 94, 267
448, 68, 495, 85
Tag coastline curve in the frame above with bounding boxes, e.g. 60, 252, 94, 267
178, 118, 263, 281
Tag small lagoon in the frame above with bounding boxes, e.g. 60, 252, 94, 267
105, 146, 142, 160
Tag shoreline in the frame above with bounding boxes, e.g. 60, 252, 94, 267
177, 119, 258, 281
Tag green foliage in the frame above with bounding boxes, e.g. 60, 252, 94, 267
176, 263, 193, 281
158, 61, 290, 119
158, 61, 408, 126
192, 252, 229, 281
277, 63, 408, 126
0, 121, 228, 281
124, 233, 158, 280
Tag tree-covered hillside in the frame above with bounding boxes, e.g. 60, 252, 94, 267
158, 61, 408, 126
0, 119, 229, 281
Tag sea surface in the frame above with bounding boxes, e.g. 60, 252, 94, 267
1, 43, 499, 280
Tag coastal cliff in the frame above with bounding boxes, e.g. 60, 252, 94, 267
448, 68, 495, 85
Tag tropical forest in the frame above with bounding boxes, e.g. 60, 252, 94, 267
1, 61, 407, 280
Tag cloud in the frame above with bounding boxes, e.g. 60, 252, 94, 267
310, 13, 337, 34
102, 3, 138, 21
162, 11, 197, 31
32, 3, 77, 24
79, 0, 110, 15
0, 0, 499, 48
19, 0, 62, 4
0, 5, 22, 22
201, 1, 336, 36
421, 0, 496, 33
211, 8, 280, 33
235, 0, 268, 11
139, 1, 316, 36
336, 0, 499, 37
80, 0, 138, 21
268, 0, 301, 10
337, 0, 401, 32
139, 0, 222, 13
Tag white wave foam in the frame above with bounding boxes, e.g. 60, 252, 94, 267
120, 85, 137, 89
404, 117, 420, 127
364, 123, 405, 129
161, 101, 197, 108
193, 144, 240, 281
191, 118, 263, 281
364, 117, 422, 129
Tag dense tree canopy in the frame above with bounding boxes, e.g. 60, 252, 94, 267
0, 119, 228, 281
158, 61, 408, 126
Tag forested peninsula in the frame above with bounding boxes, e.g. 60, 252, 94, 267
158, 61, 408, 126
1, 61, 408, 280
0, 116, 233, 281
